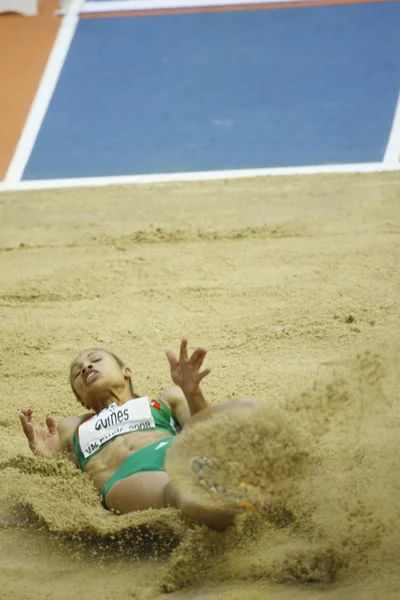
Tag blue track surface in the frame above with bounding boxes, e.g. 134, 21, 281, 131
23, 2, 400, 179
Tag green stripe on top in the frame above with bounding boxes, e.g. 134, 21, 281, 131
72, 397, 181, 471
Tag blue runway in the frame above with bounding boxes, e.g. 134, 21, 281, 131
23, 1, 400, 180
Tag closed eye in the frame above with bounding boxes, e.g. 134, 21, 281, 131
72, 356, 102, 379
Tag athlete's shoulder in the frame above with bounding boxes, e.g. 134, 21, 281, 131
58, 414, 91, 440
159, 386, 185, 408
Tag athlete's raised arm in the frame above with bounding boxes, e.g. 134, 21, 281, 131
166, 338, 211, 417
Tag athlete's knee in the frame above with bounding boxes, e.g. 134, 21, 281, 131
163, 479, 179, 508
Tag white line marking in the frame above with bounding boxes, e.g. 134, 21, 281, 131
82, 0, 324, 14
383, 91, 400, 164
1, 162, 400, 193
4, 0, 85, 185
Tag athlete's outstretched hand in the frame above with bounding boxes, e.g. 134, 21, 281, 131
19, 409, 60, 457
166, 338, 211, 397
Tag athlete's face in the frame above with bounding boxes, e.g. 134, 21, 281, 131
70, 349, 132, 410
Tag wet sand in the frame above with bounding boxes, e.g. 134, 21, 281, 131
0, 172, 399, 599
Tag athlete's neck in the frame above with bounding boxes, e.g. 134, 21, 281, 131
91, 387, 132, 413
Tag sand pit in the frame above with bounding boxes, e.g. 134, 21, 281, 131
0, 172, 399, 599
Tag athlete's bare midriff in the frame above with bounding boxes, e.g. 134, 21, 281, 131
80, 429, 172, 492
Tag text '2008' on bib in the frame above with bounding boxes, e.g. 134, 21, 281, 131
78, 396, 155, 458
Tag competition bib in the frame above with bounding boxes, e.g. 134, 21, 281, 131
78, 396, 155, 459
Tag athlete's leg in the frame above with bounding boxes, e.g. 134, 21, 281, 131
185, 396, 262, 427
105, 398, 265, 528
104, 470, 236, 530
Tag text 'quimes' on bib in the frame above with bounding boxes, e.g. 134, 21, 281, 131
78, 397, 155, 458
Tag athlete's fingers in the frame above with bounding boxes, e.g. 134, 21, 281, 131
19, 413, 28, 433
189, 347, 207, 368
166, 349, 178, 369
20, 408, 33, 421
198, 368, 211, 382
46, 416, 57, 435
179, 338, 189, 362
19, 413, 35, 441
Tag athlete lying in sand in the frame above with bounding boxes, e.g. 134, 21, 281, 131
19, 339, 265, 530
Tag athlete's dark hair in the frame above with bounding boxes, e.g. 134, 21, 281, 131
70, 348, 138, 409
